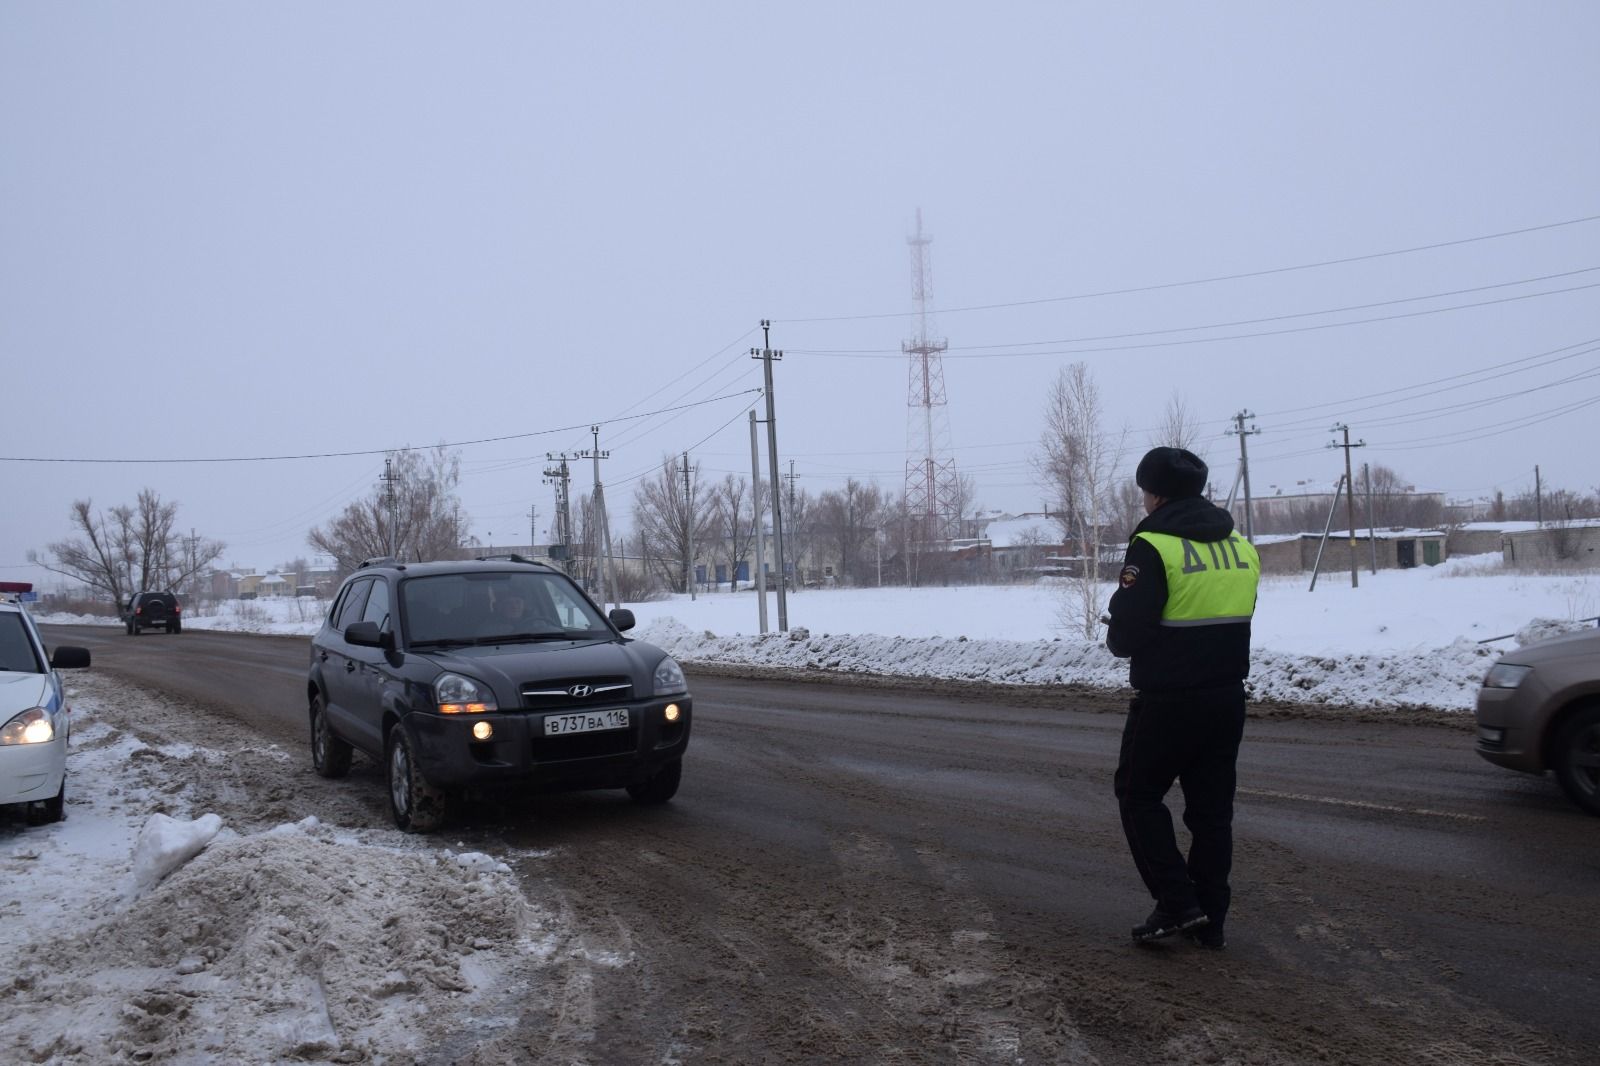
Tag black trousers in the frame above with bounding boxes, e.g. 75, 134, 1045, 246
1113, 684, 1246, 927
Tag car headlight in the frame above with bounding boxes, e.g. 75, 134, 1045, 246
652, 656, 687, 696
1482, 663, 1534, 690
1, 708, 55, 745
434, 672, 498, 714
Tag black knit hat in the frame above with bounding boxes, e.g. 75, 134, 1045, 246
1135, 447, 1208, 499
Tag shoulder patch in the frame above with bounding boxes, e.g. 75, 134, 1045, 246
1119, 565, 1140, 589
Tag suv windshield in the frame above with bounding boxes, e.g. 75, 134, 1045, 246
401, 571, 609, 646
0, 612, 44, 674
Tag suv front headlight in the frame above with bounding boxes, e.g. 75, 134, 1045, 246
1, 708, 55, 745
652, 656, 687, 696
435, 672, 498, 714
1482, 663, 1534, 690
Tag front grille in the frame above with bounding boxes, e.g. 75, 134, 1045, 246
532, 727, 637, 762
519, 676, 633, 709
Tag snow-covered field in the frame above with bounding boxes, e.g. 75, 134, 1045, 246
38, 555, 1600, 712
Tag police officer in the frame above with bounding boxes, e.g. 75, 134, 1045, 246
1106, 447, 1259, 949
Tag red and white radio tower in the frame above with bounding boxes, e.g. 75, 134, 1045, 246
902, 208, 961, 547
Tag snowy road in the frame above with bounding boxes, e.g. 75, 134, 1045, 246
16, 625, 1599, 1064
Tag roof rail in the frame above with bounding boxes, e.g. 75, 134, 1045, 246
357, 555, 400, 570
474, 553, 550, 567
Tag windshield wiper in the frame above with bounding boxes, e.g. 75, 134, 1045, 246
408, 637, 482, 649
480, 630, 572, 644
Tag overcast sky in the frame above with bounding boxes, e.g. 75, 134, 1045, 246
4, 3, 1598, 587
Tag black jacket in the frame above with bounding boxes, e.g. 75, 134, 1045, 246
1106, 496, 1253, 693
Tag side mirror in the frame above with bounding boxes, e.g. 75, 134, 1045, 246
50, 646, 91, 669
608, 608, 636, 632
344, 621, 395, 650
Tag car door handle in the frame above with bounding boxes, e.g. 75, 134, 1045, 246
345, 660, 357, 673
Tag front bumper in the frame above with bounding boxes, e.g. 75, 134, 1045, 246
0, 736, 67, 806
1473, 685, 1546, 774
403, 696, 692, 792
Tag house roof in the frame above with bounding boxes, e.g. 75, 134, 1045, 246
1502, 519, 1600, 538
1306, 528, 1446, 541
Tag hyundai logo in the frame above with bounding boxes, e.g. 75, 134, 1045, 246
568, 684, 593, 698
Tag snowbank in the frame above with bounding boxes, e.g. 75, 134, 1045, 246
0, 674, 564, 1064
34, 558, 1600, 712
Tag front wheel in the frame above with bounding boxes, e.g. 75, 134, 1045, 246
310, 694, 352, 779
1553, 706, 1600, 816
626, 758, 682, 805
28, 775, 65, 826
387, 727, 447, 832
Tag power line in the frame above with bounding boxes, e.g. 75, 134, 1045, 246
608, 394, 766, 490
775, 211, 1600, 323
0, 388, 763, 465
1252, 335, 1600, 423
788, 267, 1600, 355
786, 281, 1600, 359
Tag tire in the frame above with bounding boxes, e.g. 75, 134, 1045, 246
127, 621, 136, 636
310, 694, 353, 779
386, 727, 447, 832
167, 622, 181, 634
1552, 706, 1600, 816
27, 776, 65, 826
626, 758, 682, 805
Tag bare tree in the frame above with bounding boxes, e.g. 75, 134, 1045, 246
307, 446, 470, 575
1151, 390, 1201, 452
1365, 464, 1445, 529
1036, 362, 1126, 639
31, 490, 225, 605
1111, 478, 1145, 540
814, 478, 887, 586
710, 473, 756, 591
780, 485, 817, 590
572, 493, 601, 592
632, 454, 717, 593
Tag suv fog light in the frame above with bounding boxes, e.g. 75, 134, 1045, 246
1477, 725, 1505, 744
664, 703, 681, 723
471, 721, 494, 741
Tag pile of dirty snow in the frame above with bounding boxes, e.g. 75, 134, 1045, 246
0, 673, 562, 1065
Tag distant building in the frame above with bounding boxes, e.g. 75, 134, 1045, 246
1501, 520, 1600, 569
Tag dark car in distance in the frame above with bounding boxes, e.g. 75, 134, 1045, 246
307, 555, 691, 832
124, 591, 182, 635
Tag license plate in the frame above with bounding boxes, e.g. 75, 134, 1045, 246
543, 708, 630, 736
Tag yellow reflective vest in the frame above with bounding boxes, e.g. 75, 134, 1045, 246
1131, 531, 1260, 626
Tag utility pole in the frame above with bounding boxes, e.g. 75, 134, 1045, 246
528, 504, 538, 556
379, 458, 401, 557
751, 320, 789, 631
543, 456, 576, 575
680, 451, 696, 601
749, 411, 768, 633
1329, 423, 1366, 588
1226, 411, 1261, 543
581, 426, 618, 610
1535, 465, 1543, 526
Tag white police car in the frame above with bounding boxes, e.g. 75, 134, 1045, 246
0, 585, 90, 825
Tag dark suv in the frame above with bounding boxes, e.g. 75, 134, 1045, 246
307, 556, 691, 831
125, 591, 182, 635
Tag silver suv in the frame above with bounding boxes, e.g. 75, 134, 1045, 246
1475, 626, 1600, 815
